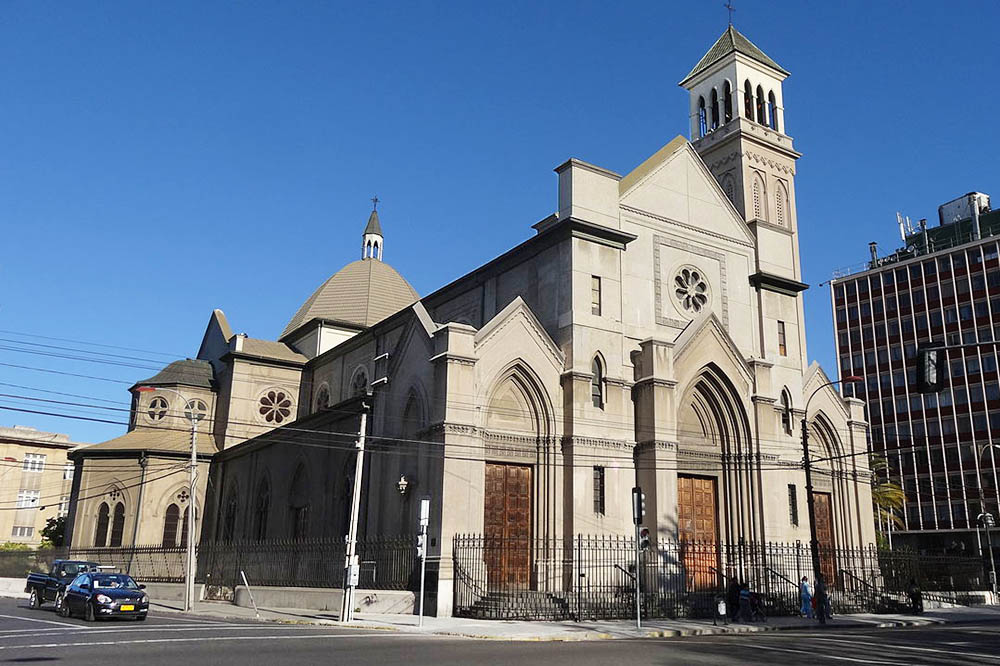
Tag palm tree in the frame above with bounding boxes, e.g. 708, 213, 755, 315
870, 455, 905, 536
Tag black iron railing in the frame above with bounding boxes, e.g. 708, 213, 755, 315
452, 535, 989, 621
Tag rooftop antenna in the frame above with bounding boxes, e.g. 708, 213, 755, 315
897, 212, 916, 242
724, 1, 735, 25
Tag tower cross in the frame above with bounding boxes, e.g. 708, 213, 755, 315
371, 195, 379, 211
724, 1, 735, 25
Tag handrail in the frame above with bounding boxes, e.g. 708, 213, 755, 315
764, 566, 798, 590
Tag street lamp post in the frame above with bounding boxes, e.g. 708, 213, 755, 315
801, 376, 862, 625
136, 385, 201, 612
976, 444, 1000, 598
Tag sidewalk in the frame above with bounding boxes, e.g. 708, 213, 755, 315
151, 599, 1000, 641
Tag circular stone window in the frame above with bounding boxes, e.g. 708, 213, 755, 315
147, 396, 169, 422
259, 390, 293, 424
674, 267, 709, 314
184, 399, 208, 423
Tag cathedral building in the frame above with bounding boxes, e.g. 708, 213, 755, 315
66, 27, 876, 616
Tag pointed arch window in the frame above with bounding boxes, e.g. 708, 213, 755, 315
697, 96, 707, 138
352, 369, 369, 397
289, 466, 310, 541
723, 81, 733, 122
94, 502, 110, 547
710, 89, 719, 130
222, 493, 238, 542
109, 502, 125, 547
591, 357, 605, 409
756, 85, 766, 124
780, 389, 794, 436
744, 80, 753, 119
315, 384, 330, 413
254, 479, 270, 541
768, 91, 778, 130
162, 503, 180, 547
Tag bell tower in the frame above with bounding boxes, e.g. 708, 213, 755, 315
362, 197, 383, 261
680, 26, 809, 367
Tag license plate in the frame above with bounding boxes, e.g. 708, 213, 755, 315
120, 605, 134, 611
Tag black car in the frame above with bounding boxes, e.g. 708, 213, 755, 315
58, 572, 148, 621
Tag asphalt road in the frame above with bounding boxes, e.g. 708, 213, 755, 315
2, 597, 999, 665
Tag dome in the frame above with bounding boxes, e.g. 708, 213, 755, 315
280, 258, 419, 338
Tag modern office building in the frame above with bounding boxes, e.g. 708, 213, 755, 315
831, 192, 1000, 553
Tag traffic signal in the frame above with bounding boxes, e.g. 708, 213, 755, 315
916, 345, 945, 393
632, 487, 646, 525
638, 526, 651, 551
416, 533, 426, 559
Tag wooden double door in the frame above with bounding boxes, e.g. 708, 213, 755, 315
484, 463, 532, 589
677, 475, 719, 590
812, 491, 836, 584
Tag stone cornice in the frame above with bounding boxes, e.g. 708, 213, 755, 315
632, 377, 678, 390
562, 435, 635, 451
635, 440, 677, 453
624, 205, 754, 249
428, 352, 477, 367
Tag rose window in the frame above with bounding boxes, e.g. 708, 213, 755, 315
184, 399, 208, 423
674, 268, 709, 313
259, 390, 292, 424
147, 396, 169, 422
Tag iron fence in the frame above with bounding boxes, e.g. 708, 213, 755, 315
1, 536, 417, 591
199, 536, 417, 590
452, 535, 989, 621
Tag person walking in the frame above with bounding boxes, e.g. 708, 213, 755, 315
907, 578, 923, 615
799, 576, 813, 618
737, 582, 752, 623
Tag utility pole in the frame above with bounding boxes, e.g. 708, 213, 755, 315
417, 497, 430, 627
186, 411, 197, 613
341, 395, 371, 623
631, 486, 645, 631
801, 376, 861, 625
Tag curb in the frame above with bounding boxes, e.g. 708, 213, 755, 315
146, 602, 999, 642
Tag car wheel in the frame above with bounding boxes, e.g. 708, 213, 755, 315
28, 589, 40, 609
85, 602, 96, 622
57, 598, 70, 618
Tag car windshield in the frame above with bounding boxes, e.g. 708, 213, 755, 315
91, 575, 139, 589
60, 562, 93, 576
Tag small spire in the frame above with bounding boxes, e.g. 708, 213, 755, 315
362, 200, 384, 261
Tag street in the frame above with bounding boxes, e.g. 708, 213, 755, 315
1, 598, 999, 665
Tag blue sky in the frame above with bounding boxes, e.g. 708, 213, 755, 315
2, 1, 998, 443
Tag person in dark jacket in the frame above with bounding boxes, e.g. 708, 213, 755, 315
727, 578, 741, 620
908, 578, 923, 614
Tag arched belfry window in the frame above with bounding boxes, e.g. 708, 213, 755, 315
109, 502, 125, 547
768, 91, 778, 130
591, 357, 605, 409
780, 389, 794, 436
756, 85, 766, 124
752, 174, 765, 221
162, 503, 180, 547
723, 81, 733, 122
698, 96, 707, 138
744, 80, 753, 119
94, 502, 110, 547
775, 182, 787, 227
710, 89, 719, 130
